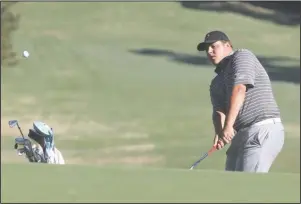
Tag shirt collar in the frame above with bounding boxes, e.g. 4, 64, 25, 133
214, 51, 234, 74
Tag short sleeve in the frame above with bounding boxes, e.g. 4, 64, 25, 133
230, 49, 256, 88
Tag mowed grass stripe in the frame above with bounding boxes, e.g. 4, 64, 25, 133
1, 164, 299, 203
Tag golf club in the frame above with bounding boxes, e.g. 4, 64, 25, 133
9, 120, 25, 138
189, 145, 217, 170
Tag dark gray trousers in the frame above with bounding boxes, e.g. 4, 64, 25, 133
225, 118, 285, 173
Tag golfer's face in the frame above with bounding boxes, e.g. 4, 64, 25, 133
206, 41, 228, 65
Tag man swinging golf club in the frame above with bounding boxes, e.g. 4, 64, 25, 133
197, 30, 285, 173
14, 121, 65, 165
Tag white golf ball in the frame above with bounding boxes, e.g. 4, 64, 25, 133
23, 50, 30, 58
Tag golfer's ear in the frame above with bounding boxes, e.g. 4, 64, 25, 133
222, 41, 231, 48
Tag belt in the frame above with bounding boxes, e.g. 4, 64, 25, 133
253, 118, 281, 126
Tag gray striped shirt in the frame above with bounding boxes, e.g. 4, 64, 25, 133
210, 49, 280, 131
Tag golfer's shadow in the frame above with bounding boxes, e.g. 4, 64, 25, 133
128, 48, 300, 84
129, 49, 211, 66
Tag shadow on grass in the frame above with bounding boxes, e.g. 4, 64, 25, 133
129, 48, 300, 84
180, 2, 300, 26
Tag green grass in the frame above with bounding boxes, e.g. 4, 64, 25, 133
1, 163, 300, 203
1, 2, 300, 202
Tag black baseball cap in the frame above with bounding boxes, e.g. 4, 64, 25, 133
197, 31, 231, 51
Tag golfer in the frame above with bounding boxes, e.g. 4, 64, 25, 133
197, 31, 285, 173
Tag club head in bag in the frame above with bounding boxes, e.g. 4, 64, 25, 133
15, 137, 26, 144
17, 148, 26, 156
8, 119, 25, 138
8, 120, 18, 128
14, 137, 26, 149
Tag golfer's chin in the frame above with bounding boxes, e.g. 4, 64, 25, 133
210, 58, 221, 66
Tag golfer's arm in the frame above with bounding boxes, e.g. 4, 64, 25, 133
224, 84, 246, 128
213, 111, 226, 135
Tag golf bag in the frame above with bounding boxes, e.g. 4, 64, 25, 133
15, 121, 65, 165
15, 137, 46, 163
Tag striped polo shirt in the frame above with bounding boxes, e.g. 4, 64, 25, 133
210, 49, 281, 131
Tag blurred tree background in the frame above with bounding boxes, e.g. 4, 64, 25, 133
1, 2, 20, 68
180, 1, 300, 26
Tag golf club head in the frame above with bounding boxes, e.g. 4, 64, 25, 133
14, 137, 26, 149
8, 120, 18, 128
15, 137, 26, 145
17, 148, 26, 155
9, 119, 25, 138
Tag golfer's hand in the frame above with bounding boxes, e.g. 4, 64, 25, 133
213, 135, 224, 150
216, 138, 225, 150
221, 125, 235, 144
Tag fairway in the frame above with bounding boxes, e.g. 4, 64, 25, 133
1, 2, 300, 203
1, 163, 300, 203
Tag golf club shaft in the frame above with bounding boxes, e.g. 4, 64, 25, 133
207, 145, 217, 155
17, 124, 25, 138
190, 146, 217, 169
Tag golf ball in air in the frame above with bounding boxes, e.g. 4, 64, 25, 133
23, 50, 29, 58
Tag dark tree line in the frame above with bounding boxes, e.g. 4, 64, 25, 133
180, 1, 300, 26
1, 2, 20, 67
